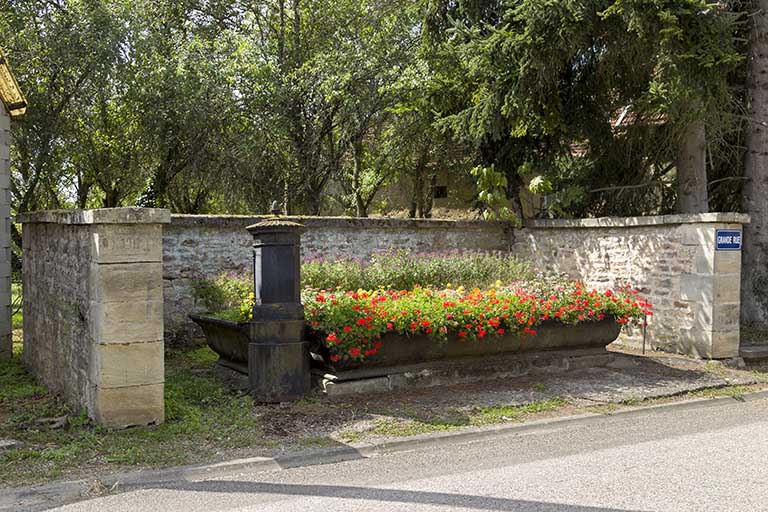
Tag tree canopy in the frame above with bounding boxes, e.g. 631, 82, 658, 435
0, 0, 755, 221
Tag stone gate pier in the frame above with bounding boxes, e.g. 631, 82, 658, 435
18, 208, 170, 428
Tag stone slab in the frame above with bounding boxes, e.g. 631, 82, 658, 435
89, 262, 163, 304
740, 344, 768, 362
92, 383, 165, 428
91, 224, 164, 264
0, 439, 24, 452
525, 213, 750, 229
92, 341, 164, 388
90, 299, 164, 344
317, 349, 616, 396
16, 207, 171, 225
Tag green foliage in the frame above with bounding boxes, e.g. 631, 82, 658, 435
0, 351, 46, 402
426, 0, 744, 217
471, 165, 520, 222
192, 274, 253, 320
0, 348, 263, 485
303, 250, 534, 291
1, 0, 751, 221
471, 398, 566, 425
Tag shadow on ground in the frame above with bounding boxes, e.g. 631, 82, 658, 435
148, 480, 645, 512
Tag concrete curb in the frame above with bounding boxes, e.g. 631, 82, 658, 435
3, 389, 768, 511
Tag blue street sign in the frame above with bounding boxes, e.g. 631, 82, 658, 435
715, 229, 742, 251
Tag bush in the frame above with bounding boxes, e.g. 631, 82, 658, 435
302, 250, 534, 291
191, 273, 253, 322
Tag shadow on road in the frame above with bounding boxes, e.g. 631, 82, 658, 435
152, 480, 647, 512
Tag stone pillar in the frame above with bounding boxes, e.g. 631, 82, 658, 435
0, 102, 11, 359
18, 208, 170, 427
680, 220, 746, 359
246, 219, 310, 401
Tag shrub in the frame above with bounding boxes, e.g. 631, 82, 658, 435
191, 273, 253, 322
302, 250, 534, 291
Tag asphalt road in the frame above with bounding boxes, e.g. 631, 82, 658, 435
52, 396, 768, 512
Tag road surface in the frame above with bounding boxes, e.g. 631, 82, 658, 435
53, 396, 768, 511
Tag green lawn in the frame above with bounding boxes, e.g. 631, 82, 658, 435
0, 345, 268, 486
11, 282, 22, 330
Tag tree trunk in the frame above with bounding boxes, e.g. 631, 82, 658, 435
742, 0, 768, 328
675, 116, 709, 213
423, 172, 436, 218
352, 141, 367, 217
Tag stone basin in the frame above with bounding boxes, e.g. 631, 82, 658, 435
190, 314, 621, 377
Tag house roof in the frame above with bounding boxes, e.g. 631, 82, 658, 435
0, 50, 26, 117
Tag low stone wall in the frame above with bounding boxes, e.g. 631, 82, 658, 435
515, 213, 749, 358
164, 213, 749, 359
18, 208, 170, 427
163, 215, 514, 344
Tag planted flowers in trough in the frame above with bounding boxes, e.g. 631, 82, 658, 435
192, 267, 652, 375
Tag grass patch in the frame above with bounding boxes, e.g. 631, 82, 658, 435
298, 436, 338, 449
470, 398, 567, 426
11, 282, 21, 330
688, 385, 752, 399
372, 417, 466, 437
0, 346, 267, 486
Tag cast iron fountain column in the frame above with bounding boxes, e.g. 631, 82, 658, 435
246, 218, 310, 402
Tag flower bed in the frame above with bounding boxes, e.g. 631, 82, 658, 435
304, 282, 651, 366
192, 272, 652, 372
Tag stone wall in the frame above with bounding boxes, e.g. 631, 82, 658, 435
0, 103, 11, 359
163, 215, 514, 344
163, 213, 749, 358
18, 208, 170, 427
515, 213, 749, 358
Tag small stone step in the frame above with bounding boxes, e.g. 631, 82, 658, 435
739, 344, 768, 362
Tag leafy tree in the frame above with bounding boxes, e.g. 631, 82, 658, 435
742, 0, 768, 327
425, 0, 742, 219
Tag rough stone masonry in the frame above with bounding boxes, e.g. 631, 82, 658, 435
18, 208, 170, 428
164, 212, 748, 359
515, 213, 749, 359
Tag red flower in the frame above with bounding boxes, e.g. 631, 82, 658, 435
349, 347, 361, 357
458, 331, 467, 338
326, 333, 339, 344
410, 321, 418, 329
343, 326, 352, 333
330, 355, 341, 362
356, 318, 367, 326
497, 328, 505, 335
386, 322, 394, 330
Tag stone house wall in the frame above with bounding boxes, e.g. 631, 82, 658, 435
18, 208, 170, 427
